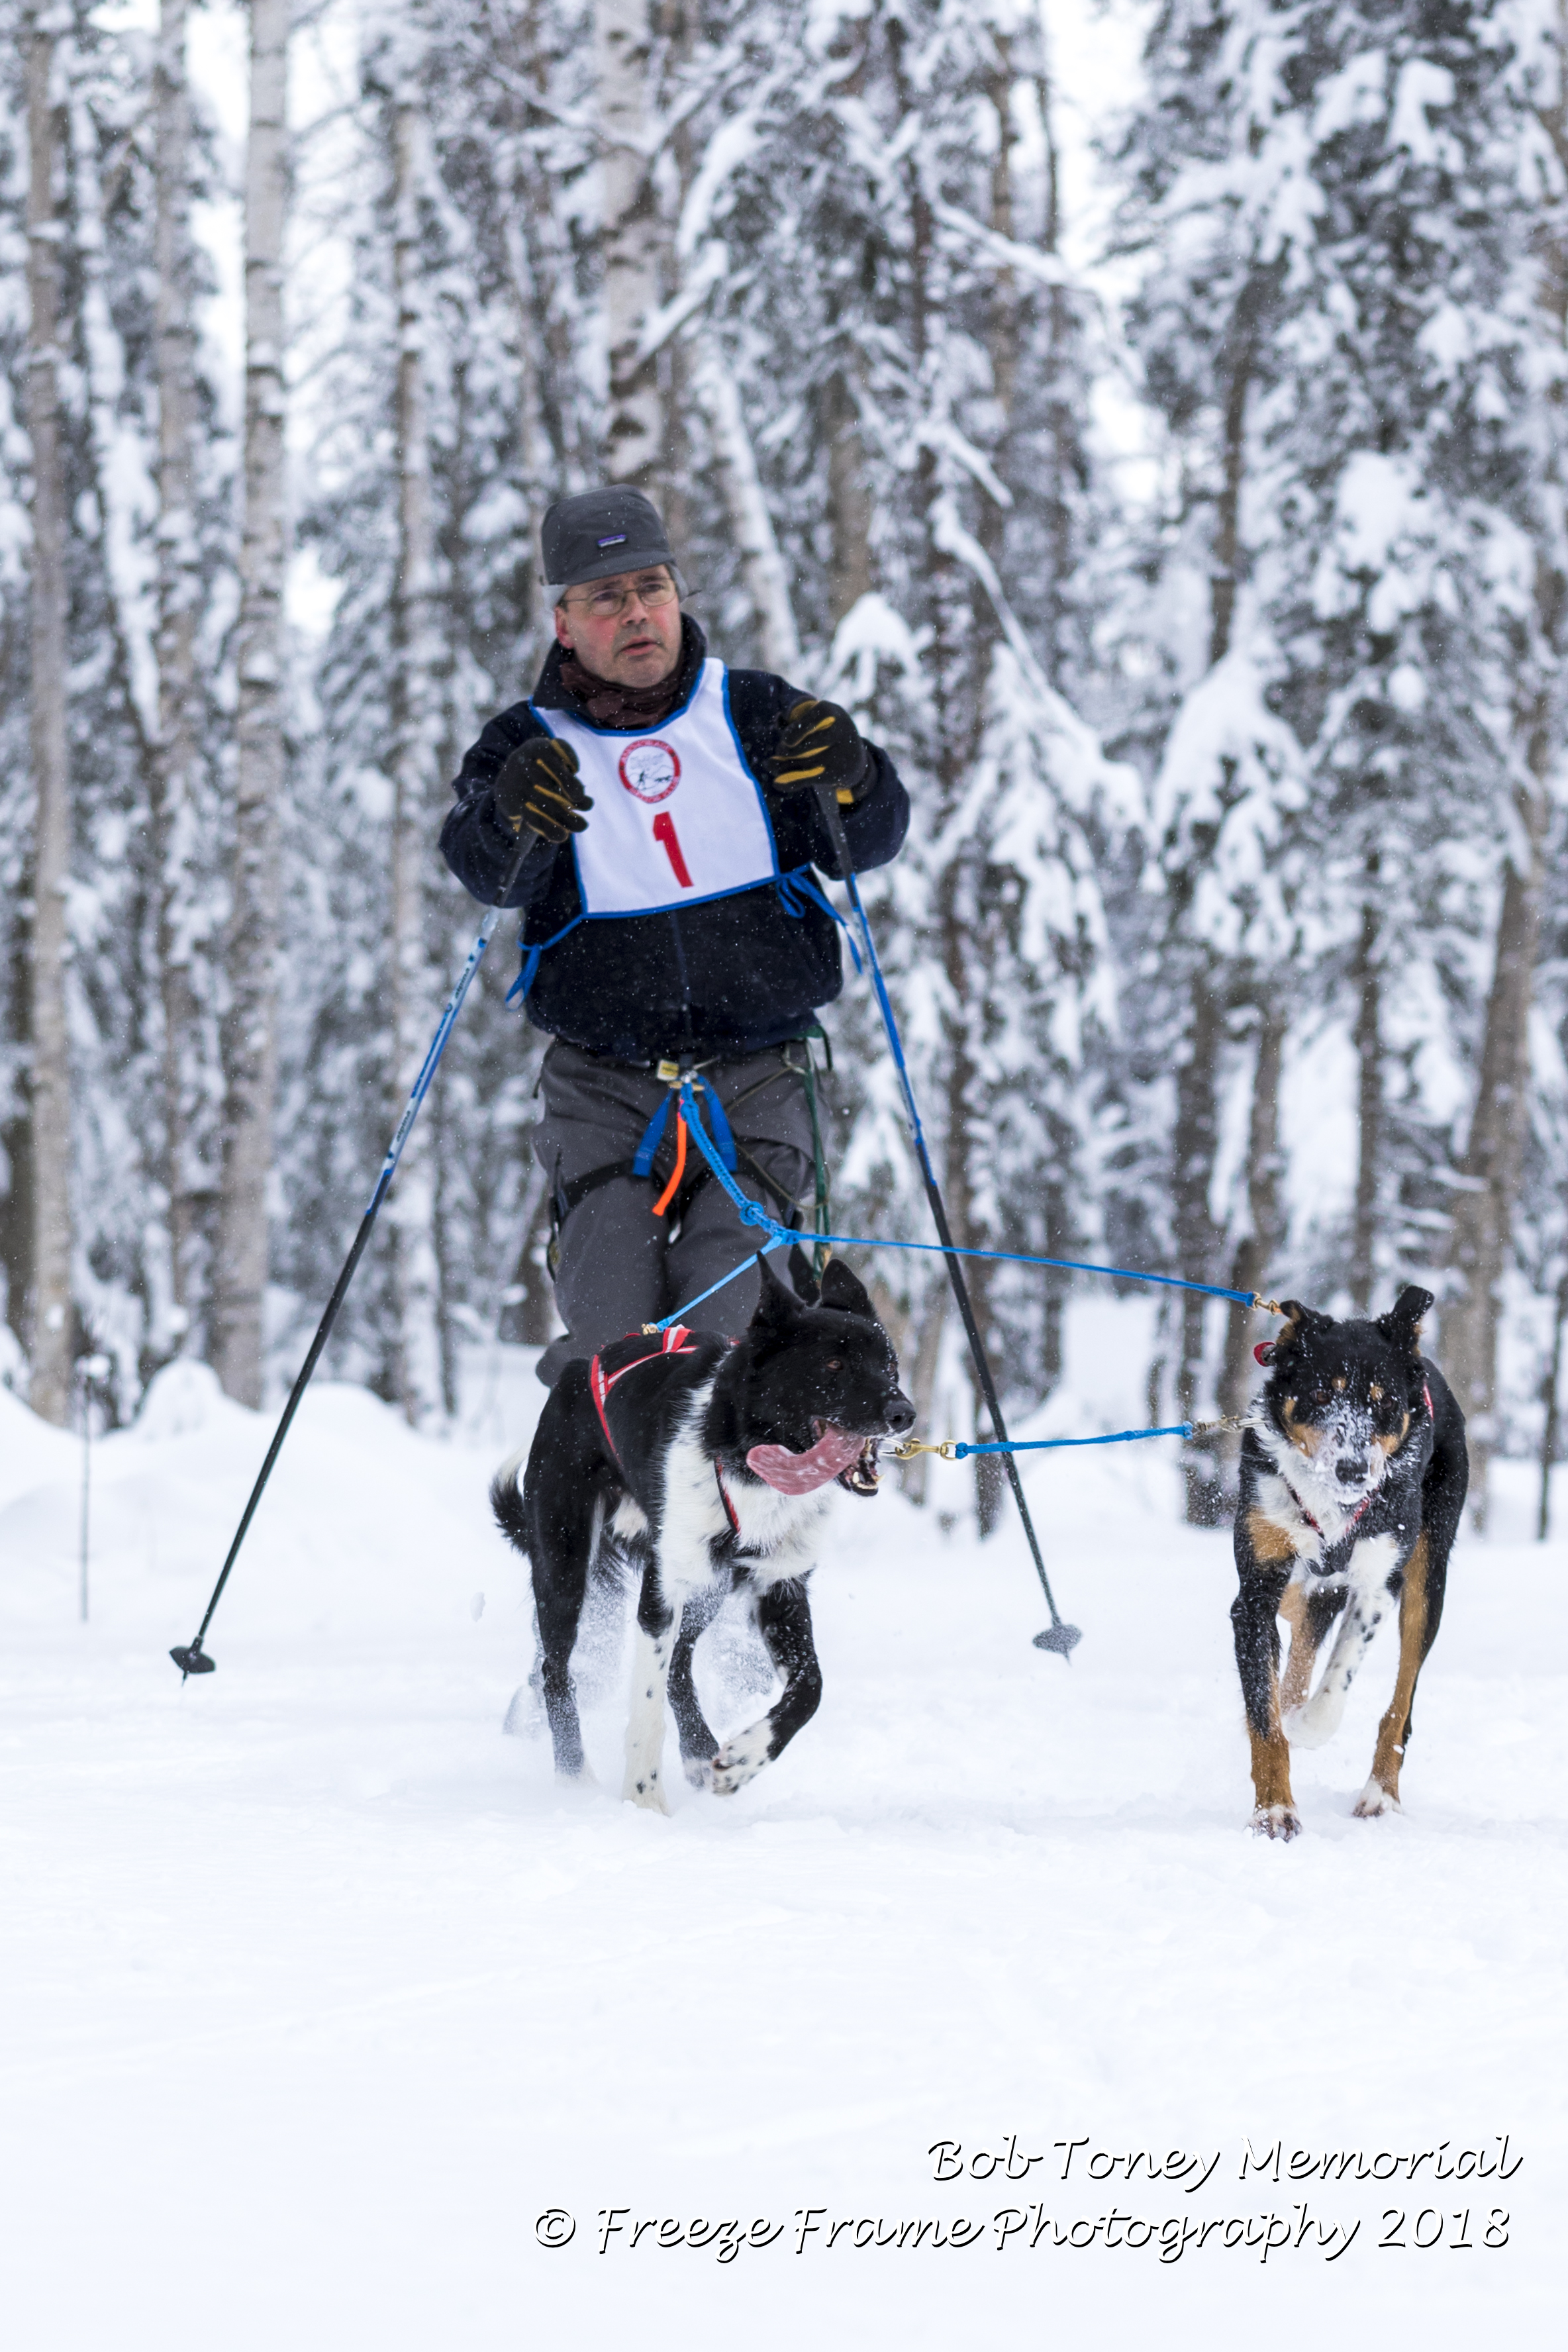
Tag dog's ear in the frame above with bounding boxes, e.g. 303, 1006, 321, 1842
750, 1252, 805, 1337
1378, 1285, 1433, 1355
787, 1242, 820, 1306
1265, 1301, 1330, 1363
1267, 1303, 1306, 1360
817, 1257, 876, 1322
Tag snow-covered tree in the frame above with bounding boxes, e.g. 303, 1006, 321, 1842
0, 0, 1560, 1527
1114, 0, 1568, 1517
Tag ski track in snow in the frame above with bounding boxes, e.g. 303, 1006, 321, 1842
0, 1357, 1562, 2349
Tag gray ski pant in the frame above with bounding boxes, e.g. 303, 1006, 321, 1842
531, 1040, 816, 1387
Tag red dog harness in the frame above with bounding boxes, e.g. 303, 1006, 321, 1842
587, 1326, 741, 1535
589, 1326, 699, 1454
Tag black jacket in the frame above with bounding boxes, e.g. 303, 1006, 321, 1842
439, 618, 910, 1061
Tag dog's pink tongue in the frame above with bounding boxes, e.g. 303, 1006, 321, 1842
746, 1427, 865, 1494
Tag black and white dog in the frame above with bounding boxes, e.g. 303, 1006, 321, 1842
491, 1256, 914, 1810
1231, 1285, 1468, 1838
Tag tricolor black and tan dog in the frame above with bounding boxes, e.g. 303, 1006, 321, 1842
491, 1257, 913, 1810
1232, 1286, 1467, 1838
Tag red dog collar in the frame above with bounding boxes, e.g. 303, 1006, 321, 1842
1297, 1493, 1371, 1543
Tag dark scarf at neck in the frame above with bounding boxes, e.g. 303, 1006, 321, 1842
556, 652, 683, 728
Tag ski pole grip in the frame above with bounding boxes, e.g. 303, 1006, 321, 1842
815, 783, 858, 875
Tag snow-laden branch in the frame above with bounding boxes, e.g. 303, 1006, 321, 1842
930, 494, 1140, 824
1150, 640, 1305, 958
931, 198, 1074, 290
690, 341, 803, 676
918, 418, 1012, 510
633, 240, 728, 367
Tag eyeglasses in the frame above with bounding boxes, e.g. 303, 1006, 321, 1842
562, 573, 677, 620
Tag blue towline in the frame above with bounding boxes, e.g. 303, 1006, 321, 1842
923, 1423, 1209, 1461
652, 1076, 1269, 1334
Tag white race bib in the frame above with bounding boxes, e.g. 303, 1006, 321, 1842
536, 659, 780, 917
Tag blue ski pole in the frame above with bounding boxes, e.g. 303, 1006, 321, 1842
171, 842, 530, 1679
812, 785, 1081, 1657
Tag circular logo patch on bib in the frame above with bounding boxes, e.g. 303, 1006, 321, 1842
618, 738, 681, 803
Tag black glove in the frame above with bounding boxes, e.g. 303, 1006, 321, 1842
764, 698, 871, 803
491, 736, 593, 844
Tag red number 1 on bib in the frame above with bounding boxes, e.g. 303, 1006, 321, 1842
652, 811, 693, 890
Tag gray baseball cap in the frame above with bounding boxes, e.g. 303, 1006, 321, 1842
541, 487, 677, 593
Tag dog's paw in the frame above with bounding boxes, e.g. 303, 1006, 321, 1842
683, 1755, 716, 1792
1352, 1778, 1400, 1820
622, 1767, 671, 1814
501, 1682, 542, 1738
1283, 1694, 1342, 1750
711, 1728, 773, 1796
1250, 1804, 1302, 1841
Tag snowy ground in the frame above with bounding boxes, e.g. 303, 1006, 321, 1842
1, 1313, 1563, 2349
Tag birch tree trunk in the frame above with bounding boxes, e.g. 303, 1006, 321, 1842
1442, 45, 1568, 1522
1349, 875, 1381, 1314
1173, 964, 1224, 1521
597, 0, 661, 481
962, 44, 1023, 1532
1207, 291, 1258, 671
691, 349, 801, 673
496, 1177, 554, 1351
655, 0, 697, 559
900, 1287, 949, 1508
71, 91, 157, 741
938, 851, 1006, 1534
1538, 1257, 1568, 1542
1218, 1006, 1285, 1439
1442, 762, 1552, 1520
1172, 284, 1257, 1521
824, 368, 871, 634
1035, 53, 1071, 685
385, 82, 439, 1422
25, 9, 74, 1428
214, 0, 288, 1407
498, 0, 586, 654
910, 159, 1000, 1528
821, 40, 871, 644
974, 38, 1016, 599
501, 3, 591, 503
153, 0, 203, 1346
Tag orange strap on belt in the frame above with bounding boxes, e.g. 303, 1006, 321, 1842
651, 1110, 687, 1217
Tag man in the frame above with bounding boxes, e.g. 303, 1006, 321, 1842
441, 486, 909, 1385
